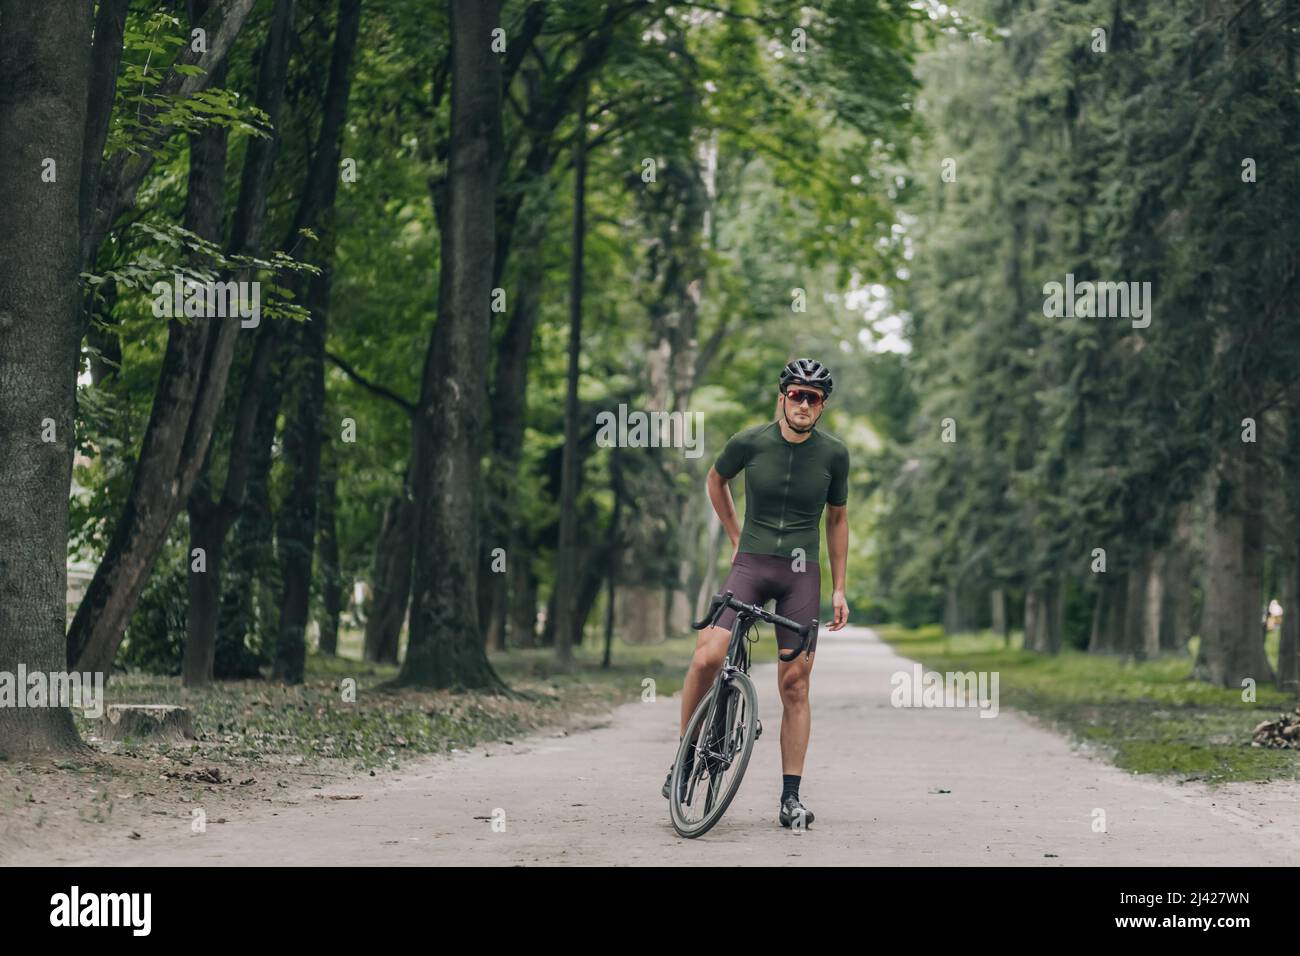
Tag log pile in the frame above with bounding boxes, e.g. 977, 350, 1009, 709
1251, 708, 1300, 749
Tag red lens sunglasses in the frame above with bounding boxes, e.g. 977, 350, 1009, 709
784, 387, 824, 407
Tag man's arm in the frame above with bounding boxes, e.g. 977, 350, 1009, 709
826, 503, 849, 630
707, 466, 743, 561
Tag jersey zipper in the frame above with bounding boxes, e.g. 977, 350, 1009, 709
775, 444, 793, 553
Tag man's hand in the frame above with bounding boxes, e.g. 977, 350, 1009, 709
829, 589, 849, 630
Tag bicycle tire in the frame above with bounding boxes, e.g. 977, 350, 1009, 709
668, 670, 758, 839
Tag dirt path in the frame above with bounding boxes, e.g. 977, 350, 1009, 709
10, 626, 1300, 866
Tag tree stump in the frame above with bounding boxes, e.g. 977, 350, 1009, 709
101, 705, 196, 742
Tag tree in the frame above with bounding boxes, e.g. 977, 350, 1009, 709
0, 0, 93, 752
399, 0, 506, 689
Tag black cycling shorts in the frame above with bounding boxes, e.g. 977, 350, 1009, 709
712, 552, 821, 653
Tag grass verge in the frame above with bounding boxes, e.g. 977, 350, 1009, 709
874, 624, 1300, 786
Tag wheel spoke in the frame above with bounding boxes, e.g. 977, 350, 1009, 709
670, 676, 757, 837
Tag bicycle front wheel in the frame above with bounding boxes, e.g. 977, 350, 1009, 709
668, 670, 758, 839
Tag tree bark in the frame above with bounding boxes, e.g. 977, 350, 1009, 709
1143, 549, 1166, 660
1123, 553, 1150, 658
68, 47, 233, 678
1104, 572, 1129, 655
476, 9, 635, 649
1281, 389, 1300, 691
364, 493, 414, 663
0, 0, 93, 753
1278, 551, 1299, 692
991, 588, 1007, 641
399, 0, 506, 689
510, 556, 539, 648
1194, 447, 1274, 687
216, 364, 283, 677
178, 0, 295, 686
1087, 583, 1107, 653
317, 467, 342, 656
694, 505, 723, 619
1023, 588, 1040, 651
182, 502, 225, 686
943, 583, 961, 636
553, 83, 588, 662
1160, 506, 1193, 652
1048, 575, 1065, 653
272, 0, 362, 683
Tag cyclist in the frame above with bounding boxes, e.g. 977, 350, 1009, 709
663, 357, 850, 829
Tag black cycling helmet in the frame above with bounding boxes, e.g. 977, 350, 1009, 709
779, 357, 833, 397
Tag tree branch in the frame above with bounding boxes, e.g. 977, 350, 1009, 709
326, 350, 416, 414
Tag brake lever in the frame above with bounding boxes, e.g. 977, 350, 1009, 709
691, 591, 733, 631
805, 619, 818, 661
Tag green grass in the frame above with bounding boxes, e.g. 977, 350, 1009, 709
874, 624, 1300, 786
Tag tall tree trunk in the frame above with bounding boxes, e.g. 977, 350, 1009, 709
216, 349, 284, 677
1088, 584, 1107, 653
603, 453, 623, 668
943, 582, 961, 636
68, 41, 234, 678
695, 506, 723, 619
1104, 572, 1129, 654
991, 588, 1007, 641
182, 502, 225, 685
570, 540, 606, 650
1161, 506, 1193, 652
1194, 447, 1274, 686
1281, 389, 1300, 691
540, 585, 557, 648
553, 83, 588, 662
1047, 575, 1065, 654
364, 493, 413, 663
0, 0, 93, 753
400, 0, 505, 689
272, 0, 362, 683
273, 272, 329, 682
477, 16, 625, 649
1278, 551, 1299, 692
1023, 588, 1040, 651
481, 150, 554, 652
317, 467, 341, 656
1123, 553, 1150, 658
181, 0, 296, 686
510, 556, 539, 648
1143, 549, 1166, 660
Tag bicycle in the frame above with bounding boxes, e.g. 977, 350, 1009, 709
667, 589, 818, 839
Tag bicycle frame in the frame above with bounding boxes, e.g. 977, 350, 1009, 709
687, 608, 759, 779
677, 590, 818, 811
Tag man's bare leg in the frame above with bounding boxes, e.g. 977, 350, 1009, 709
679, 625, 730, 735
777, 651, 815, 774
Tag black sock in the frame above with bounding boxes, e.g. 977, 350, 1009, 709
782, 774, 801, 802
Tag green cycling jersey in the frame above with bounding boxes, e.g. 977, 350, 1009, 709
713, 421, 849, 562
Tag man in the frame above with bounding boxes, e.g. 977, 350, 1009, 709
663, 357, 850, 828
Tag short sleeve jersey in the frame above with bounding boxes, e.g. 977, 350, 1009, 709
713, 422, 850, 561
